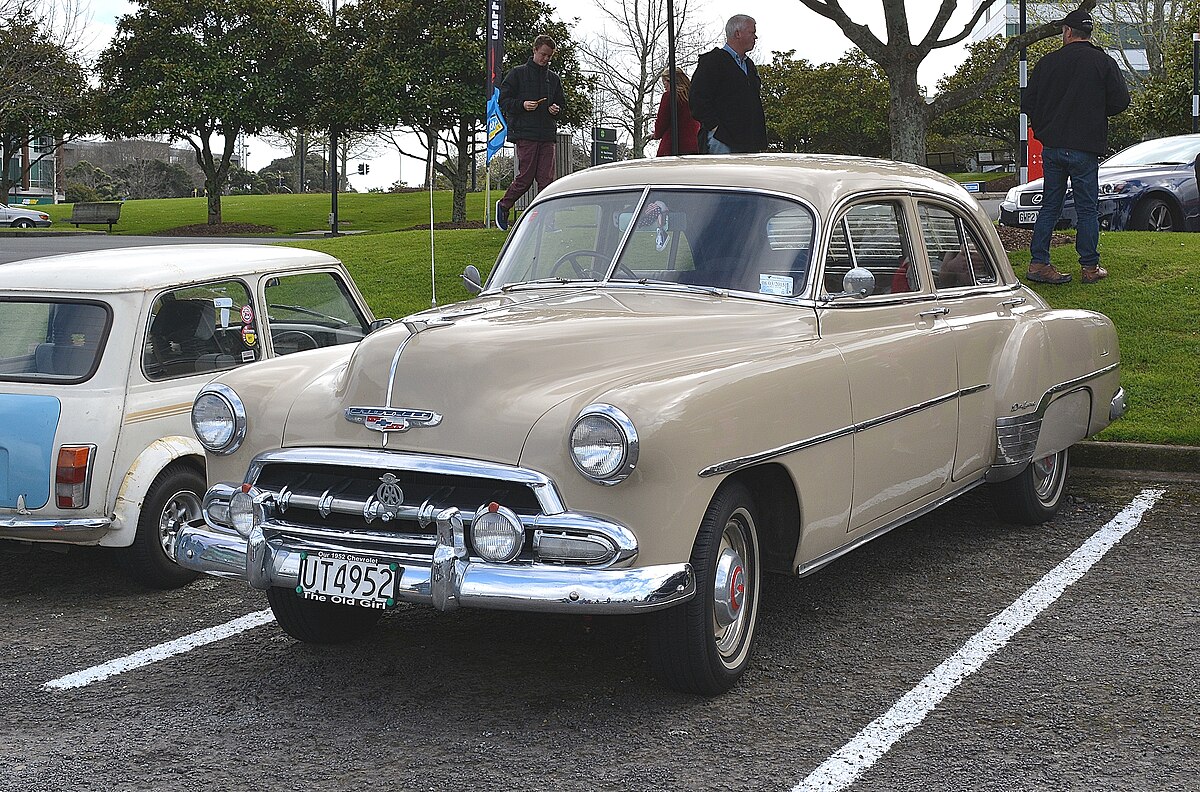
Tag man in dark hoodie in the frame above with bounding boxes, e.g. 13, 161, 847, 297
496, 34, 566, 231
689, 14, 766, 154
1022, 8, 1130, 284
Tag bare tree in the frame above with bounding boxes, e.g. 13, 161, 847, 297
578, 0, 712, 158
794, 0, 1098, 164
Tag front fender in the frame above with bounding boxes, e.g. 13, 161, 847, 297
101, 435, 204, 547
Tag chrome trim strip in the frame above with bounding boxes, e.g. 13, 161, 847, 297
698, 383, 991, 477
796, 475, 986, 577
175, 519, 691, 615
242, 448, 567, 515
0, 516, 112, 532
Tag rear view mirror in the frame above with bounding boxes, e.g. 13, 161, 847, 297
461, 265, 482, 295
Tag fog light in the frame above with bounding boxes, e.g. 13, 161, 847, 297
229, 485, 263, 538
533, 531, 616, 564
471, 502, 524, 562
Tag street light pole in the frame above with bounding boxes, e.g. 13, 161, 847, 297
1018, 0, 1028, 185
1192, 32, 1198, 134
328, 0, 340, 236
666, 0, 678, 156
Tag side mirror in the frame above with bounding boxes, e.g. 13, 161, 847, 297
367, 318, 394, 334
461, 265, 482, 295
840, 267, 875, 299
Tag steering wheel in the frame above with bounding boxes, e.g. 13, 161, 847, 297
549, 249, 637, 280
272, 330, 318, 353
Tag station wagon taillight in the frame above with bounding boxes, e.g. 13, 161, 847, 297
56, 445, 95, 509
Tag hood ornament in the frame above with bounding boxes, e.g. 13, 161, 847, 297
345, 406, 442, 433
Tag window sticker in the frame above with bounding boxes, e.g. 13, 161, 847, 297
759, 273, 793, 296
241, 350, 256, 362
240, 304, 254, 324
241, 326, 257, 347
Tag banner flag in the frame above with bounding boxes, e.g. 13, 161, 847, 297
486, 0, 506, 163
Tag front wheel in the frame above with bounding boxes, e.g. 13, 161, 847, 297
117, 464, 203, 589
990, 448, 1070, 525
13, 218, 33, 228
266, 587, 384, 643
1129, 197, 1177, 232
646, 481, 761, 696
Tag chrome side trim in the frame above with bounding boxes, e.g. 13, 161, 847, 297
698, 384, 990, 478
242, 448, 567, 515
1110, 387, 1127, 421
796, 475, 986, 577
174, 518, 693, 615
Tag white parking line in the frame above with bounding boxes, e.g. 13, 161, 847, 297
793, 487, 1166, 792
43, 608, 276, 691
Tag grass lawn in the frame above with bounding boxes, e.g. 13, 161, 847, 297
40, 191, 494, 236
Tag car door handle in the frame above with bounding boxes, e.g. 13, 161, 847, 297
1001, 297, 1026, 308
918, 307, 950, 318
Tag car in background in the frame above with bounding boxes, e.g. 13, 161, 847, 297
1, 202, 52, 228
0, 245, 384, 588
1000, 133, 1200, 232
174, 155, 1125, 695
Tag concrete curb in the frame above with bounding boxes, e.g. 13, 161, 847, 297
1074, 441, 1200, 474
0, 229, 104, 237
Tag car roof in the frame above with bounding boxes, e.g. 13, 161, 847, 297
0, 244, 341, 294
535, 153, 975, 215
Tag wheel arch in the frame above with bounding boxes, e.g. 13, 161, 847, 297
722, 463, 800, 575
101, 436, 206, 547
1130, 189, 1184, 229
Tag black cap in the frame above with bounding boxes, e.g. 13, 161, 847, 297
1054, 9, 1094, 31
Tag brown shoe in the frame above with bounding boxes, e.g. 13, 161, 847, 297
1081, 265, 1108, 284
1027, 262, 1072, 284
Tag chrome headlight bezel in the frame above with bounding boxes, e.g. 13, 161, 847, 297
191, 382, 247, 456
569, 403, 639, 486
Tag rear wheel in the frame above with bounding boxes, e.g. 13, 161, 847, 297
990, 448, 1070, 525
266, 586, 384, 643
1129, 197, 1177, 232
13, 218, 33, 228
117, 464, 203, 589
646, 482, 761, 696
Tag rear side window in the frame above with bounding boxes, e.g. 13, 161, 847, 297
917, 203, 999, 290
0, 299, 110, 382
142, 281, 258, 381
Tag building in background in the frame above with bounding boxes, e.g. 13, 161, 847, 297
4, 136, 59, 205
970, 1, 1150, 74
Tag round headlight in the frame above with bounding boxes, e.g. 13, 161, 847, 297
471, 503, 524, 562
191, 383, 246, 455
569, 404, 638, 485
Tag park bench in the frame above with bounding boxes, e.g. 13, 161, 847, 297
71, 202, 123, 232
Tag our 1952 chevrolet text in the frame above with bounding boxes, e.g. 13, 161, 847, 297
175, 155, 1125, 694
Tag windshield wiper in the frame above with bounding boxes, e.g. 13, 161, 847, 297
499, 277, 597, 292
268, 303, 350, 327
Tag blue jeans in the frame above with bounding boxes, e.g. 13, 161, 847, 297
703, 131, 733, 155
1030, 147, 1101, 268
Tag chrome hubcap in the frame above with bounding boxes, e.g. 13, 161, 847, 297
712, 507, 757, 662
713, 547, 746, 628
1031, 452, 1063, 502
159, 490, 202, 557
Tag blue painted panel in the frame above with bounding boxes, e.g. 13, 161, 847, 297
0, 394, 60, 509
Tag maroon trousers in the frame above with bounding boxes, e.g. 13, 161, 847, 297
499, 139, 556, 211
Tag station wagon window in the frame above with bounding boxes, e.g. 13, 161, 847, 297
142, 280, 257, 381
264, 271, 370, 355
823, 201, 917, 297
917, 203, 999, 290
0, 299, 110, 382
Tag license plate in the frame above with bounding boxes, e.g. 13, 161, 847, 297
297, 551, 399, 609
1019, 211, 1039, 225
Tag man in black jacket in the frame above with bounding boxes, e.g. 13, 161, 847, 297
1022, 8, 1130, 284
496, 34, 566, 231
689, 15, 766, 154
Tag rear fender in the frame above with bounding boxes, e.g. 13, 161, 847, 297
100, 436, 204, 547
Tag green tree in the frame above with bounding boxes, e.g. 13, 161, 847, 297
1132, 18, 1200, 136
96, 0, 325, 224
63, 161, 123, 201
759, 50, 890, 157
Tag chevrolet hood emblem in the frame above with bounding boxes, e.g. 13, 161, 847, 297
345, 406, 442, 433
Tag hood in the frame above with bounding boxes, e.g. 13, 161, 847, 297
282, 288, 813, 464
1019, 161, 1191, 195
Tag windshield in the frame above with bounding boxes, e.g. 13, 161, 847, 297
487, 189, 816, 297
1104, 136, 1200, 168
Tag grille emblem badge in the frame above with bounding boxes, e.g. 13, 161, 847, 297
375, 474, 404, 509
345, 406, 442, 432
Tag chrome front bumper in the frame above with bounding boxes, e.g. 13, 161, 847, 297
174, 508, 695, 615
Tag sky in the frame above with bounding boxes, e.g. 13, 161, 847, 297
81, 0, 978, 192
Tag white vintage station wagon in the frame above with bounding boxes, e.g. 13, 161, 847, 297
0, 245, 378, 588
175, 156, 1125, 694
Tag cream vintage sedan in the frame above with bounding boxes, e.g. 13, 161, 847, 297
176, 155, 1125, 695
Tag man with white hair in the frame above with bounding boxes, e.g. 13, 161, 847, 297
689, 14, 767, 154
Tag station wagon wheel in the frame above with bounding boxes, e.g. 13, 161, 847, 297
989, 447, 1070, 525
116, 464, 203, 589
266, 586, 384, 644
646, 481, 761, 696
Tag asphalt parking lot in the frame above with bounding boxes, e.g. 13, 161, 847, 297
1, 468, 1195, 792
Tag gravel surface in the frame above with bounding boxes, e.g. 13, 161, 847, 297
2, 469, 1195, 792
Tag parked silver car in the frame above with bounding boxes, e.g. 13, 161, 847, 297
1, 202, 52, 228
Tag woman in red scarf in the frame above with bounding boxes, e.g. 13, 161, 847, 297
652, 69, 701, 156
